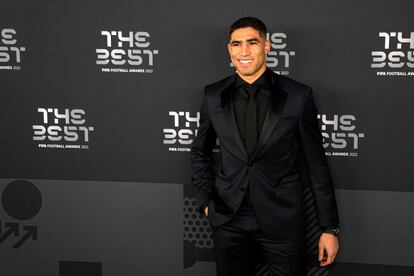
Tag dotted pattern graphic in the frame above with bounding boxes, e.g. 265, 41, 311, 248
183, 197, 214, 249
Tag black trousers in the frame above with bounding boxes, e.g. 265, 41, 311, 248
211, 194, 306, 276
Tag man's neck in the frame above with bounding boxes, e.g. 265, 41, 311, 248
237, 66, 267, 84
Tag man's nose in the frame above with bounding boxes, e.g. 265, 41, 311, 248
241, 43, 250, 56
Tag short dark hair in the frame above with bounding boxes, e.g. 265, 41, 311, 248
229, 17, 267, 39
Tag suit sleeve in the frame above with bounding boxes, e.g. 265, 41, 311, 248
298, 88, 339, 228
191, 91, 217, 213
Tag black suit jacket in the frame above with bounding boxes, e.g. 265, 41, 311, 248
191, 70, 339, 240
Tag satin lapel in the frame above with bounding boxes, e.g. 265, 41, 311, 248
224, 99, 248, 159
250, 74, 287, 160
221, 75, 248, 160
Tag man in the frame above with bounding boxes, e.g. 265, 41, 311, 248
191, 17, 339, 276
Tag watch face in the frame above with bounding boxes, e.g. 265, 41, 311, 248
324, 227, 340, 236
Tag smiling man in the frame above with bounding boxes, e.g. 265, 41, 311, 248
191, 17, 340, 276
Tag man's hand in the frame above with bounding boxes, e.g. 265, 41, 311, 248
203, 206, 208, 217
318, 233, 339, 266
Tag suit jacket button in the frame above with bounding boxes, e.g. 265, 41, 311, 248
241, 187, 246, 191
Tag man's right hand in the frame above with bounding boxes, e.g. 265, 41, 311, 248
204, 206, 208, 217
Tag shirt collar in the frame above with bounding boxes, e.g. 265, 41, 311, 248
235, 68, 272, 89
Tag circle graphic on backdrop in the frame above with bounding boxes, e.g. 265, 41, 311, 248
1, 180, 42, 220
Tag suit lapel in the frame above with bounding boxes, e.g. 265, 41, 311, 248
249, 72, 287, 160
221, 75, 249, 160
223, 98, 248, 159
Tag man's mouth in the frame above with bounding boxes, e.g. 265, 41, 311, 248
239, 59, 253, 65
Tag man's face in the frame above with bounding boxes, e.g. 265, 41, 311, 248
228, 27, 270, 80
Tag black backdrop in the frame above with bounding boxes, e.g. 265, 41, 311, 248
1, 0, 414, 275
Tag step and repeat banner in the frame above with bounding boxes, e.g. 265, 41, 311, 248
1, 0, 414, 275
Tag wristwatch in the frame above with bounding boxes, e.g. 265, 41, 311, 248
322, 226, 340, 237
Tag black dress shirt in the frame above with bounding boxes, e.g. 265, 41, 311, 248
233, 69, 272, 156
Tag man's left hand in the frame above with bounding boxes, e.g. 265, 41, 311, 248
318, 233, 339, 266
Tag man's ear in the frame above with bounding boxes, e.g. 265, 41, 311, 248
265, 39, 271, 54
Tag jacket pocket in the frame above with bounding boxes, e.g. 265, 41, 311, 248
274, 174, 301, 196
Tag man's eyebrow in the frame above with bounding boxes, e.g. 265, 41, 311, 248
230, 38, 260, 44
